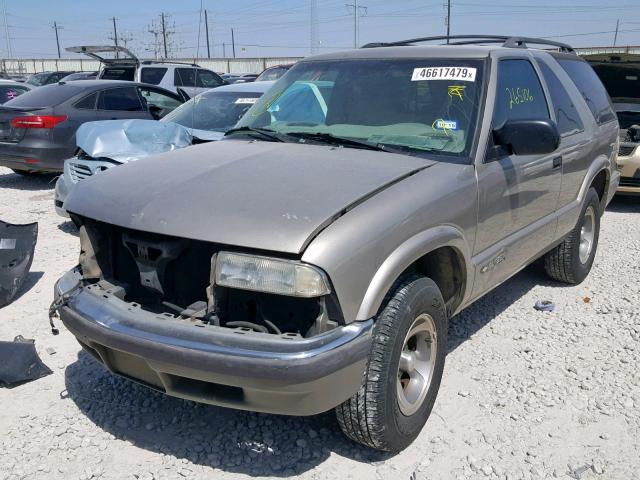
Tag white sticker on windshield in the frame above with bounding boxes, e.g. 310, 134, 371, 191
411, 67, 477, 82
0, 238, 16, 250
235, 97, 258, 104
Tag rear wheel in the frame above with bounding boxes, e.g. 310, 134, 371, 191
544, 187, 601, 284
335, 275, 447, 452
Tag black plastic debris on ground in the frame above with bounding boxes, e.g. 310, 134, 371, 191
0, 220, 38, 308
0, 335, 52, 387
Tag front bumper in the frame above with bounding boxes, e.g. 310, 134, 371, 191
55, 268, 372, 416
616, 147, 640, 195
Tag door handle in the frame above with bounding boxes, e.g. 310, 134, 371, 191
552, 156, 562, 169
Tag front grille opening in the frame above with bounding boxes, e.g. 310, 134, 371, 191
620, 176, 640, 188
619, 145, 637, 157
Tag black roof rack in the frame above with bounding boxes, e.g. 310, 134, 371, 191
140, 60, 201, 67
362, 35, 575, 54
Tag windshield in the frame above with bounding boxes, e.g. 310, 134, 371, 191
26, 73, 48, 86
256, 66, 290, 82
161, 90, 263, 132
238, 58, 485, 157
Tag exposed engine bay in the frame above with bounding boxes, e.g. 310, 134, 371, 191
73, 216, 341, 339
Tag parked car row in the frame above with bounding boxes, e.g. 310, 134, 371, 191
54, 80, 274, 215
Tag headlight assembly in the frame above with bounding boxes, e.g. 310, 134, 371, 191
215, 251, 330, 297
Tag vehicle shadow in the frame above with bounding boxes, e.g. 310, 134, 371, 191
62, 265, 552, 476
0, 170, 58, 192
605, 195, 640, 213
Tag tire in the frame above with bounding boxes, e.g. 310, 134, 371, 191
544, 187, 601, 284
335, 274, 448, 452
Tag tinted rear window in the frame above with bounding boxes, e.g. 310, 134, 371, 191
140, 67, 167, 85
100, 67, 135, 81
558, 59, 616, 125
0, 85, 30, 104
97, 87, 144, 111
4, 83, 83, 107
538, 60, 584, 136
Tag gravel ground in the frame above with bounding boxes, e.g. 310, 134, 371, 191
0, 165, 639, 480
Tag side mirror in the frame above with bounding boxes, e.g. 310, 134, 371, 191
492, 119, 560, 157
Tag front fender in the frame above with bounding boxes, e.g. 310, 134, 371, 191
355, 225, 472, 320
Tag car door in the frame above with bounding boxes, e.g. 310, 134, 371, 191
535, 57, 594, 238
95, 86, 151, 120
194, 69, 225, 95
174, 68, 224, 98
472, 57, 561, 297
137, 86, 183, 119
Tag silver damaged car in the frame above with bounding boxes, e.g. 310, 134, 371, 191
53, 36, 619, 452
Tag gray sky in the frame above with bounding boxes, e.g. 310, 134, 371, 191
1, 0, 639, 59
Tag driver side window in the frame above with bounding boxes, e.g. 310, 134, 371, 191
138, 87, 182, 119
493, 59, 549, 128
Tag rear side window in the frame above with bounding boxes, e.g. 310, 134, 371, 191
74, 92, 98, 110
492, 59, 549, 128
0, 85, 30, 104
197, 70, 224, 88
100, 67, 135, 81
537, 60, 584, 136
140, 67, 167, 85
174, 68, 196, 87
4, 83, 82, 107
557, 59, 615, 125
97, 87, 144, 111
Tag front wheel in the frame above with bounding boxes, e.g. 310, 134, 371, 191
335, 275, 448, 452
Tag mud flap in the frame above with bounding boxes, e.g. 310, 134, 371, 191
0, 220, 38, 308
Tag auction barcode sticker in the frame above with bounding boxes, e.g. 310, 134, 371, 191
411, 67, 477, 82
235, 98, 258, 104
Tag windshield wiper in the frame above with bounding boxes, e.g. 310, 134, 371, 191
286, 132, 395, 151
225, 126, 285, 142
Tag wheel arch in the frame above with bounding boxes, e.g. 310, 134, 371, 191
355, 226, 473, 321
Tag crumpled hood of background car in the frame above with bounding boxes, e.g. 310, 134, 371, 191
65, 140, 433, 254
76, 119, 193, 164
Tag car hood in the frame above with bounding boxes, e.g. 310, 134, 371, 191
76, 119, 193, 164
65, 140, 434, 254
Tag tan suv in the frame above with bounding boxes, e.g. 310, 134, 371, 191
588, 53, 640, 194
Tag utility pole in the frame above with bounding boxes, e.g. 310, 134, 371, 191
161, 12, 168, 58
2, 0, 12, 59
231, 28, 236, 58
52, 21, 62, 59
613, 19, 620, 46
446, 0, 451, 44
204, 9, 211, 58
112, 17, 119, 58
345, 2, 366, 48
223, 42, 226, 58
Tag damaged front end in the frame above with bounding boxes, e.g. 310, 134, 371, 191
0, 220, 37, 308
54, 217, 371, 415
